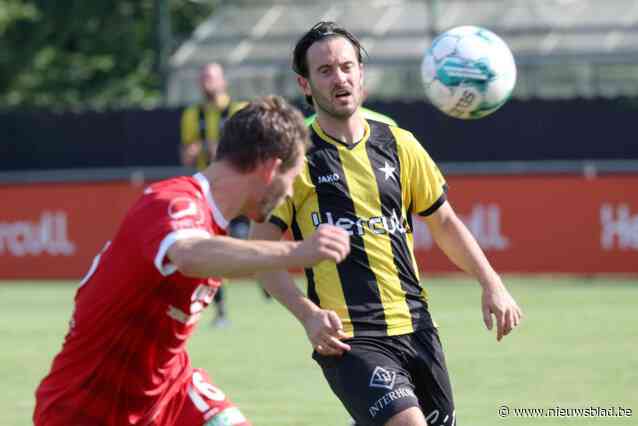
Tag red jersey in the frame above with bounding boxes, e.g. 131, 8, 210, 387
34, 173, 229, 426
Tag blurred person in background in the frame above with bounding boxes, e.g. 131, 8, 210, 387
251, 22, 523, 426
180, 63, 245, 168
180, 62, 254, 327
34, 96, 350, 426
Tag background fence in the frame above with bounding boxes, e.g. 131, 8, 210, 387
3, 98, 638, 171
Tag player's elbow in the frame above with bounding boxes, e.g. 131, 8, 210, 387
174, 257, 205, 278
173, 255, 202, 278
167, 242, 208, 278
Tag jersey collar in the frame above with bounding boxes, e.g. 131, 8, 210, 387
193, 172, 229, 230
311, 118, 370, 150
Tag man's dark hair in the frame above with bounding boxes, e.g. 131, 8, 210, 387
216, 95, 309, 173
292, 21, 367, 106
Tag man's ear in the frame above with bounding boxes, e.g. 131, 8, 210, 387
297, 76, 311, 96
258, 157, 283, 184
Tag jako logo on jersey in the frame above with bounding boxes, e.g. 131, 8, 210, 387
317, 173, 340, 184
168, 197, 199, 220
369, 366, 396, 390
311, 210, 409, 236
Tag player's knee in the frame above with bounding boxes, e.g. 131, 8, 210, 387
422, 407, 456, 426
186, 370, 251, 426
384, 406, 428, 426
383, 406, 456, 426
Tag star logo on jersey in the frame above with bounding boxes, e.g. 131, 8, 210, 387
369, 366, 396, 390
168, 197, 199, 220
379, 161, 396, 181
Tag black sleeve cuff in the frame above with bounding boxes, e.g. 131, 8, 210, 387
268, 215, 288, 232
418, 185, 448, 217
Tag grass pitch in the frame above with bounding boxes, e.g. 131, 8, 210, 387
1, 276, 636, 425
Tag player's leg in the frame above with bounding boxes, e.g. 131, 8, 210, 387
212, 215, 250, 327
174, 368, 251, 426
212, 286, 229, 327
411, 328, 456, 426
313, 336, 421, 426
348, 397, 428, 426
384, 407, 427, 426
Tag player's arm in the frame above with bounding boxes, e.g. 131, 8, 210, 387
422, 201, 523, 341
166, 224, 349, 278
249, 221, 351, 356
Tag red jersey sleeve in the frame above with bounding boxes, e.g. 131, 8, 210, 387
137, 189, 212, 277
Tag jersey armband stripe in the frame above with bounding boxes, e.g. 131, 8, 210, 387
268, 215, 288, 232
418, 192, 447, 217
154, 229, 211, 276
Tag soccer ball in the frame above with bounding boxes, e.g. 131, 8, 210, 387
421, 26, 516, 119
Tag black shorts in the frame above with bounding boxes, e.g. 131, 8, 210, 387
312, 327, 455, 426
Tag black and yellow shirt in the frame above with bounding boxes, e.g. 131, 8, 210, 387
180, 95, 246, 170
269, 119, 447, 337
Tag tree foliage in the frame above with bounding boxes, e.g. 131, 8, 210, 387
0, 0, 215, 110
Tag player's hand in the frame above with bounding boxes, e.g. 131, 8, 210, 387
481, 281, 523, 341
303, 308, 351, 356
293, 224, 350, 268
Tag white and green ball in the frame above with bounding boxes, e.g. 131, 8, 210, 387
421, 26, 517, 119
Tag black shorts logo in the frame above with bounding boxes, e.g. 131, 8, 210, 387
369, 366, 396, 390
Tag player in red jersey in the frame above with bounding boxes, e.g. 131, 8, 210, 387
34, 96, 351, 426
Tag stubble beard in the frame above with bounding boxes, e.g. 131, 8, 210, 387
255, 190, 285, 224
312, 84, 361, 120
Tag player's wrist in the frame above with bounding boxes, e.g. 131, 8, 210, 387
286, 240, 313, 269
298, 299, 322, 324
478, 270, 504, 292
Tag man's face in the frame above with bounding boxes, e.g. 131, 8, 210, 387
252, 151, 304, 223
200, 64, 227, 99
301, 37, 364, 119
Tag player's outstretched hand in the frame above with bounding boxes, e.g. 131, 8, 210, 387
481, 281, 523, 341
303, 308, 351, 357
293, 224, 350, 268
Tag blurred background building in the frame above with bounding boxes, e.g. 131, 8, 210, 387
168, 0, 638, 104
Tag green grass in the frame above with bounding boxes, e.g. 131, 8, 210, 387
1, 277, 636, 425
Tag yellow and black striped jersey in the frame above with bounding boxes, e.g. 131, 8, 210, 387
269, 119, 447, 337
180, 95, 246, 170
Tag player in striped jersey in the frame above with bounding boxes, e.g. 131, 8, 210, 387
251, 22, 523, 426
